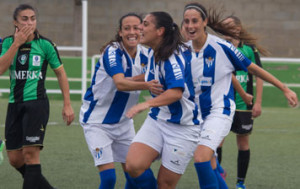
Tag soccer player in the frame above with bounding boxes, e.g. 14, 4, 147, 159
125, 11, 201, 189
0, 4, 74, 189
217, 15, 269, 189
182, 2, 298, 189
79, 13, 163, 189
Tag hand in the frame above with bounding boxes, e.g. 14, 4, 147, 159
126, 102, 150, 118
284, 88, 299, 108
148, 80, 164, 96
62, 104, 75, 126
241, 93, 253, 105
252, 103, 262, 118
13, 26, 34, 46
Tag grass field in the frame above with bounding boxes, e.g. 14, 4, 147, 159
0, 98, 299, 189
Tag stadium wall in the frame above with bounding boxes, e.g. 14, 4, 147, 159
0, 0, 300, 57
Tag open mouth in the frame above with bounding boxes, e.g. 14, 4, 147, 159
128, 36, 138, 42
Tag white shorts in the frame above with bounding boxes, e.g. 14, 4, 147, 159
81, 119, 135, 167
198, 113, 233, 152
133, 116, 200, 174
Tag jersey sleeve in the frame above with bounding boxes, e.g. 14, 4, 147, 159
46, 41, 63, 69
0, 37, 12, 57
102, 45, 124, 77
163, 55, 185, 91
219, 42, 252, 71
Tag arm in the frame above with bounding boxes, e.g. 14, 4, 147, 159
131, 73, 146, 81
113, 73, 163, 94
232, 74, 253, 105
252, 76, 263, 118
0, 26, 33, 75
126, 88, 183, 118
53, 66, 75, 125
247, 63, 298, 107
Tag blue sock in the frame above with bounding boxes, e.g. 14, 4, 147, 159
132, 168, 157, 189
216, 159, 224, 174
194, 161, 219, 189
99, 169, 116, 189
124, 172, 139, 189
214, 169, 228, 189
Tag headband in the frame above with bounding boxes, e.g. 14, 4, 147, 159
184, 5, 207, 19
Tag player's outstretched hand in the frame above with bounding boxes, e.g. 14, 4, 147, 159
284, 88, 299, 108
126, 102, 150, 119
62, 104, 75, 126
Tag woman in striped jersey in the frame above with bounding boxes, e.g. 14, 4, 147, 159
0, 4, 74, 189
217, 15, 269, 189
182, 2, 298, 189
125, 11, 201, 189
79, 13, 162, 189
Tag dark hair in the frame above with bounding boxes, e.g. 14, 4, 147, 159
100, 13, 142, 53
13, 4, 36, 21
150, 11, 185, 61
183, 2, 238, 40
223, 15, 269, 56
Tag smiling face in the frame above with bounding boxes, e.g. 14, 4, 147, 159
140, 14, 163, 49
14, 9, 36, 34
183, 9, 207, 41
119, 16, 142, 51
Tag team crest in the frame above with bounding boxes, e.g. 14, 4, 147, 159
18, 54, 28, 65
32, 55, 41, 66
94, 147, 103, 159
205, 57, 214, 68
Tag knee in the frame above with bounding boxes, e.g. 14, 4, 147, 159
194, 146, 214, 163
22, 147, 40, 164
125, 160, 145, 178
8, 156, 24, 168
157, 178, 175, 189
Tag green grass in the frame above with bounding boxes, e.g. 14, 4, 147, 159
0, 99, 299, 188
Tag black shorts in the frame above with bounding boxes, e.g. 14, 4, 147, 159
231, 111, 254, 135
5, 99, 49, 150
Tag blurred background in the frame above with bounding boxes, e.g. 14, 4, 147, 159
0, 0, 299, 57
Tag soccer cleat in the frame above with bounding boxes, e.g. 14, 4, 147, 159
0, 140, 4, 165
236, 181, 246, 189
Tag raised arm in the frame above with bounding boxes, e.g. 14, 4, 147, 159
0, 26, 32, 74
113, 73, 163, 93
126, 87, 183, 118
247, 63, 298, 107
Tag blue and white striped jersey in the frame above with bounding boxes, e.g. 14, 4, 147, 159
145, 49, 201, 125
182, 34, 252, 119
80, 42, 148, 124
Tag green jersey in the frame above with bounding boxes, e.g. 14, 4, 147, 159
235, 44, 262, 110
0, 32, 62, 103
